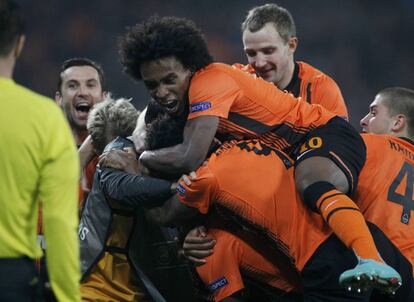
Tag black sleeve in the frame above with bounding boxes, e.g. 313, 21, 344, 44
99, 167, 173, 208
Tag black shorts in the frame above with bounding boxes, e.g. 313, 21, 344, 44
301, 222, 414, 302
0, 257, 40, 302
294, 117, 366, 194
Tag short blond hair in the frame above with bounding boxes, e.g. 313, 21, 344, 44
87, 95, 139, 153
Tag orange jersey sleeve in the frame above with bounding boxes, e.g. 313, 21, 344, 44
188, 63, 336, 151
177, 163, 219, 214
232, 62, 348, 120
357, 134, 414, 272
188, 67, 239, 120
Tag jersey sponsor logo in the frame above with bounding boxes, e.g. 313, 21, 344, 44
190, 101, 211, 113
176, 183, 186, 196
209, 276, 228, 292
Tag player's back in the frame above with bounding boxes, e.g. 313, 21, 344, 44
189, 63, 336, 151
206, 140, 332, 271
357, 134, 414, 271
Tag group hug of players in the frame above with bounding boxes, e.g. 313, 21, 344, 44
81, 6, 414, 302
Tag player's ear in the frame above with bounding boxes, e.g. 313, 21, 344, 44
391, 114, 407, 133
288, 37, 298, 54
55, 91, 62, 106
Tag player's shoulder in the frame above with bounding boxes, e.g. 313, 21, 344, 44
361, 133, 414, 153
190, 63, 241, 92
297, 61, 337, 85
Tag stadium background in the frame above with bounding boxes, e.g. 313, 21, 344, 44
14, 0, 414, 128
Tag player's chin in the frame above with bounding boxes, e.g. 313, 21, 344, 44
258, 71, 276, 82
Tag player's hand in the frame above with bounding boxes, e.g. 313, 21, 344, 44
170, 182, 178, 194
99, 149, 140, 174
180, 171, 197, 186
183, 226, 216, 266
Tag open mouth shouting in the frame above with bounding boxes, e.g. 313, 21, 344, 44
161, 99, 180, 114
74, 100, 92, 121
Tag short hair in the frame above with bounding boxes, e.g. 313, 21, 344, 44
87, 96, 139, 154
145, 113, 185, 151
57, 57, 105, 92
241, 3, 296, 43
0, 0, 25, 56
379, 87, 414, 137
119, 15, 213, 81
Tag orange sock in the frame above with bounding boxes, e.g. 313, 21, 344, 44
316, 189, 383, 263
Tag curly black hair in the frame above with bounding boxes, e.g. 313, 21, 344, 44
145, 113, 186, 151
119, 15, 213, 81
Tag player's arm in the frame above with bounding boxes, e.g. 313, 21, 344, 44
140, 115, 219, 174
39, 106, 80, 302
99, 167, 175, 208
78, 135, 96, 171
145, 194, 200, 226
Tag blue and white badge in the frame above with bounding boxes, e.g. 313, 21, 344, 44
190, 101, 212, 113
209, 277, 228, 292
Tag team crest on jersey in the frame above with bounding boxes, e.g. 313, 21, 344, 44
190, 101, 211, 113
209, 277, 228, 292
176, 183, 187, 196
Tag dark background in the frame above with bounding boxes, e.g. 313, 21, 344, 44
14, 0, 414, 129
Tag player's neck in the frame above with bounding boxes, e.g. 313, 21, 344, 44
277, 59, 295, 90
72, 129, 89, 147
0, 58, 14, 79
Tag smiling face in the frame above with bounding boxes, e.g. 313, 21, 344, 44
140, 56, 192, 116
360, 94, 395, 134
56, 65, 105, 131
242, 22, 296, 89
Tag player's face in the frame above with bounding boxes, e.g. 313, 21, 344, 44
243, 22, 296, 88
141, 57, 192, 116
360, 94, 394, 134
56, 66, 104, 130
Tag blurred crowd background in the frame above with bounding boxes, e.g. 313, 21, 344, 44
14, 0, 414, 128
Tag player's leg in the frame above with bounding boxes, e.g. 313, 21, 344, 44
294, 117, 401, 293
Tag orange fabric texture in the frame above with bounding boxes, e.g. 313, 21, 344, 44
177, 140, 332, 273
188, 63, 336, 151
316, 189, 382, 262
357, 134, 414, 272
232, 62, 348, 119
196, 229, 294, 302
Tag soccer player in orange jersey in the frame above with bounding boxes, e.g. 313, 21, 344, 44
235, 3, 348, 119
118, 16, 400, 292
355, 87, 414, 277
